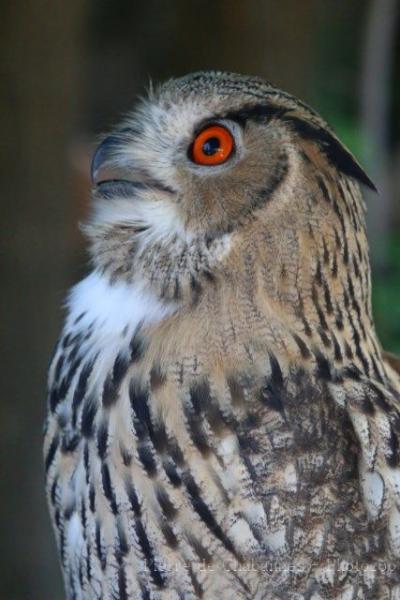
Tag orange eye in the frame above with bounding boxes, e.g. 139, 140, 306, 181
191, 124, 234, 166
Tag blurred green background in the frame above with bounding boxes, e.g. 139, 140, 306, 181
1, 1, 399, 598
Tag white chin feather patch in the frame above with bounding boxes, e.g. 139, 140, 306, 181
67, 271, 177, 338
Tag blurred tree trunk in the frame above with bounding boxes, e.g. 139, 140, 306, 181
360, 0, 398, 272
0, 2, 87, 598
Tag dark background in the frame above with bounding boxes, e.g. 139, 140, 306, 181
1, 1, 399, 598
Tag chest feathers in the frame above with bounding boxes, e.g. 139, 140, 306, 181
44, 267, 400, 600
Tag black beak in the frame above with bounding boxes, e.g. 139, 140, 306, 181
90, 131, 175, 198
90, 134, 123, 183
91, 133, 147, 198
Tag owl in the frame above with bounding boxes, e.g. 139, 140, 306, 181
44, 71, 400, 599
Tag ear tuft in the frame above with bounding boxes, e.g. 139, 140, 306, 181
285, 116, 377, 192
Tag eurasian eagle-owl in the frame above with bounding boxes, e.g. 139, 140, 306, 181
44, 71, 400, 599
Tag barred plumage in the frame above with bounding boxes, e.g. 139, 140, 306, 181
44, 71, 400, 599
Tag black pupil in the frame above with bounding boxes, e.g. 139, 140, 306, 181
202, 137, 221, 156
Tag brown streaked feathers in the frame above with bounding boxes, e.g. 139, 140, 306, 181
44, 71, 400, 599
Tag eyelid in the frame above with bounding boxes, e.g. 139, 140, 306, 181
193, 118, 235, 137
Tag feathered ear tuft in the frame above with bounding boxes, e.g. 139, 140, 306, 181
284, 116, 377, 192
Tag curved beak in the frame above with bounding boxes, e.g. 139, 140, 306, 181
90, 133, 147, 198
90, 132, 175, 198
90, 134, 123, 184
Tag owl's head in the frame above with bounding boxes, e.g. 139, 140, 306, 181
86, 71, 375, 307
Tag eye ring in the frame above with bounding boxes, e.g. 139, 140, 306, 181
190, 124, 234, 166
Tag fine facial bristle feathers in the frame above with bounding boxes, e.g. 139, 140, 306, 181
44, 70, 399, 599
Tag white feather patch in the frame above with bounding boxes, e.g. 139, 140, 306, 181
264, 527, 286, 552
67, 271, 176, 338
67, 512, 84, 551
389, 505, 400, 556
359, 458, 385, 519
93, 194, 192, 248
62, 272, 178, 391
